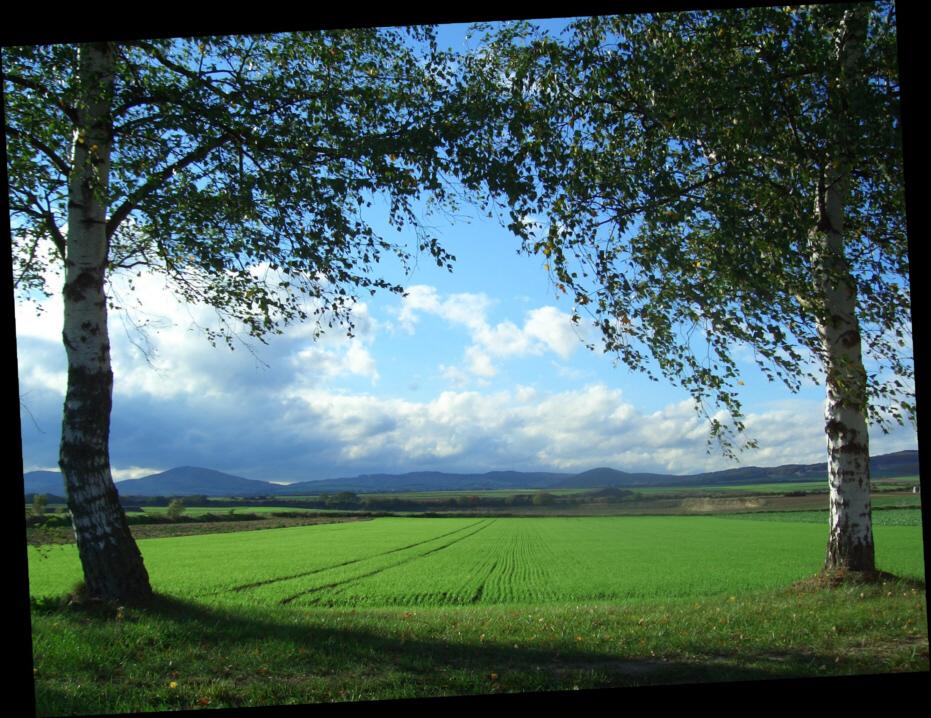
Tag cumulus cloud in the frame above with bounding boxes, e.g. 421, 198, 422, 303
16, 264, 388, 476
53, 268, 383, 401
523, 306, 581, 360
397, 284, 588, 382
16, 269, 917, 484
464, 346, 497, 378
271, 382, 896, 480
290, 338, 379, 385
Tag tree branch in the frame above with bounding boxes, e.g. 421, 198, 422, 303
3, 72, 78, 124
127, 41, 232, 102
106, 133, 233, 239
10, 194, 67, 259
6, 126, 71, 176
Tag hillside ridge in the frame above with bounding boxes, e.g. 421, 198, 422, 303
23, 449, 919, 497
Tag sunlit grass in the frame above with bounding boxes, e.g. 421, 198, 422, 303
27, 516, 926, 608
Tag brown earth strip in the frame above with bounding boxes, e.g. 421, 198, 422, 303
26, 515, 370, 547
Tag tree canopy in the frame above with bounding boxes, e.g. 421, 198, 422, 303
456, 3, 910, 455
452, 3, 910, 572
4, 28, 490, 601
6, 28, 468, 344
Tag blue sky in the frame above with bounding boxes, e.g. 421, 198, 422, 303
15, 191, 918, 483
13, 19, 919, 484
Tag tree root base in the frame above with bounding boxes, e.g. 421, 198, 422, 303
793, 568, 912, 592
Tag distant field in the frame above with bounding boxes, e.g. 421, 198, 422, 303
873, 494, 923, 508
26, 476, 919, 513
356, 488, 590, 500
725, 507, 923, 527
279, 478, 920, 500
874, 475, 920, 484
121, 506, 340, 516
635, 477, 920, 495
630, 482, 827, 495
27, 516, 925, 608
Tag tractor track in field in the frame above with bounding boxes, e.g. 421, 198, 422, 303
470, 560, 498, 604
201, 519, 490, 598
279, 519, 496, 605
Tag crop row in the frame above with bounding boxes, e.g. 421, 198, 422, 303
26, 516, 926, 609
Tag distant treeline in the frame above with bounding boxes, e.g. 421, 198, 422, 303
331, 488, 640, 511
105, 488, 638, 511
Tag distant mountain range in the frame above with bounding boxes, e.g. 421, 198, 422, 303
23, 450, 919, 498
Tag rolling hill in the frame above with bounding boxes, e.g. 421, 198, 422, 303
109, 467, 277, 497
23, 450, 919, 498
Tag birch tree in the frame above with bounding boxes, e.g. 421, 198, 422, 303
456, 2, 910, 573
5, 29, 464, 602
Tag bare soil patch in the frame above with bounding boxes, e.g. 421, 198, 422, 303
680, 497, 765, 513
26, 515, 370, 546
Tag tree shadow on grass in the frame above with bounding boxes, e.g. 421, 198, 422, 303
30, 589, 927, 714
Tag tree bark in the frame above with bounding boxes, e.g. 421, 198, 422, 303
811, 7, 875, 574
812, 204, 875, 573
59, 42, 152, 603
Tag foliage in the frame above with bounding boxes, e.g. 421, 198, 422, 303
166, 498, 185, 520
31, 493, 48, 516
531, 491, 556, 506
324, 492, 361, 507
457, 3, 910, 454
4, 28, 468, 344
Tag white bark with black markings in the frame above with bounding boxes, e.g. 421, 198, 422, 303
812, 193, 875, 573
59, 42, 152, 602
811, 7, 875, 573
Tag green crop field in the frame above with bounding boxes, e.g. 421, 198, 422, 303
26, 514, 928, 713
629, 482, 825, 495
634, 479, 920, 495
27, 516, 926, 609
723, 507, 924, 527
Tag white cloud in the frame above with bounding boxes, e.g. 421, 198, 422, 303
112, 466, 166, 481
16, 269, 917, 484
464, 346, 497, 377
344, 341, 379, 382
272, 382, 872, 479
439, 364, 471, 387
398, 284, 586, 382
14, 294, 64, 344
523, 306, 583, 360
17, 263, 385, 405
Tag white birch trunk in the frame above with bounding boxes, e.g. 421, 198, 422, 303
810, 7, 875, 574
812, 209, 875, 573
59, 42, 152, 602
